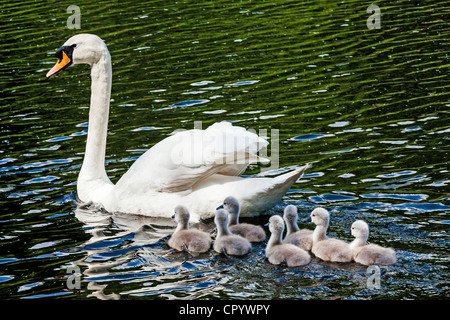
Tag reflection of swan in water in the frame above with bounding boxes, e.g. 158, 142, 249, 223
46, 33, 308, 221
71, 204, 216, 299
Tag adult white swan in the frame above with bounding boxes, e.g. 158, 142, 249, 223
46, 34, 308, 221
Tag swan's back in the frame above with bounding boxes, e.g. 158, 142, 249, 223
284, 229, 313, 251
312, 238, 352, 262
353, 244, 396, 265
310, 207, 352, 262
229, 223, 266, 243
213, 234, 252, 256
169, 229, 212, 253
266, 243, 310, 267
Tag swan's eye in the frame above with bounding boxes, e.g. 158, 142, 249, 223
71, 43, 77, 48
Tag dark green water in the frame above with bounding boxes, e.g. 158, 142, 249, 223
0, 0, 449, 299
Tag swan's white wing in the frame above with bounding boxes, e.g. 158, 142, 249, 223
114, 122, 269, 194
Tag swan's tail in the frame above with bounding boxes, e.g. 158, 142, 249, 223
267, 164, 309, 199
273, 164, 309, 186
240, 164, 309, 216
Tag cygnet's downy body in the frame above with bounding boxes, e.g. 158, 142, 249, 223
218, 196, 266, 242
266, 215, 311, 267
350, 220, 396, 265
283, 205, 313, 251
168, 205, 212, 253
213, 209, 252, 256
310, 208, 352, 262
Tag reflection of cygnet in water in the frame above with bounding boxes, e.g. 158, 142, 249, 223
265, 215, 310, 267
282, 205, 313, 251
310, 208, 352, 262
213, 209, 251, 256
350, 220, 396, 265
168, 205, 212, 253
218, 196, 266, 242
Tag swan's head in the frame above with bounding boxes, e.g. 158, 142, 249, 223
46, 34, 108, 78
351, 220, 369, 239
310, 207, 330, 226
218, 196, 240, 216
283, 205, 298, 224
173, 205, 190, 225
214, 209, 229, 227
268, 215, 284, 234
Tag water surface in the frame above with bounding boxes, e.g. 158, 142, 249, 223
0, 0, 449, 299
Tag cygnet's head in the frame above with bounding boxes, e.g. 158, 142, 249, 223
219, 196, 240, 215
173, 205, 190, 225
214, 209, 230, 227
268, 215, 285, 234
47, 33, 108, 78
310, 207, 330, 226
283, 205, 298, 224
351, 220, 369, 239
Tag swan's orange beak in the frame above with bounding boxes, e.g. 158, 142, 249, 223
46, 51, 72, 78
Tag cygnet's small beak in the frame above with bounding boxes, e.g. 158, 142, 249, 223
171, 214, 175, 219
264, 222, 269, 227
216, 204, 224, 210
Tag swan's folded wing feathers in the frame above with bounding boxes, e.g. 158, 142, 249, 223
158, 125, 268, 192
119, 122, 269, 193
215, 152, 269, 176
157, 164, 220, 192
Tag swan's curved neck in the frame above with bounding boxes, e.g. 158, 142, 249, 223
350, 234, 368, 249
77, 50, 113, 200
286, 220, 299, 234
217, 223, 231, 238
228, 213, 239, 226
268, 230, 282, 247
175, 219, 189, 232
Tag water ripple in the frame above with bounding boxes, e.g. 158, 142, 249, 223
0, 0, 449, 301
